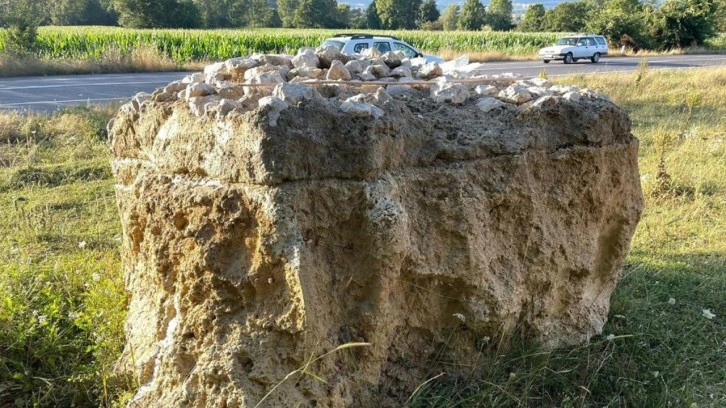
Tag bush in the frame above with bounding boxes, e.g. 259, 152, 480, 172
648, 0, 717, 49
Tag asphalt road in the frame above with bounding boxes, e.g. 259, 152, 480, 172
1, 54, 725, 113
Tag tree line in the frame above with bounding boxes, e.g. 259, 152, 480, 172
1, 0, 724, 50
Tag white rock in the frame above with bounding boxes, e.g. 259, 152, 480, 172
188, 95, 220, 117
255, 54, 293, 68
204, 62, 226, 79
518, 77, 552, 88
131, 92, 151, 111
390, 66, 412, 78
440, 55, 469, 74
292, 50, 320, 69
327, 60, 352, 81
218, 99, 242, 117
530, 95, 560, 109
527, 86, 552, 98
581, 88, 605, 100
244, 71, 285, 96
183, 73, 205, 84
164, 80, 187, 94
258, 96, 289, 127
361, 48, 381, 59
345, 59, 370, 75
340, 100, 384, 119
417, 63, 442, 80
498, 85, 533, 104
475, 84, 499, 96
224, 57, 258, 77
287, 67, 324, 80
365, 64, 391, 78
244, 64, 280, 81
549, 85, 580, 94
476, 97, 507, 112
316, 45, 345, 68
215, 81, 245, 100
431, 82, 470, 104
454, 62, 487, 78
272, 83, 322, 105
185, 82, 215, 100
563, 91, 581, 102
359, 72, 377, 81
382, 51, 405, 68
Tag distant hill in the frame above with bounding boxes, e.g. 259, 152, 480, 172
339, 0, 580, 14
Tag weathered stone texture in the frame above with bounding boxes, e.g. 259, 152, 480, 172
110, 78, 643, 408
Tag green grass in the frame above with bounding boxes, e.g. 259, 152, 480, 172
0, 106, 133, 407
0, 68, 724, 407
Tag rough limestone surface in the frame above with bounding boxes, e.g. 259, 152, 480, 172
109, 51, 643, 408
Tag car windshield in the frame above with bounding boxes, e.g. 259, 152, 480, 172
321, 40, 344, 51
555, 37, 578, 46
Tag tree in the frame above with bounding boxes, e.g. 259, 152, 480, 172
518, 3, 545, 32
647, 0, 717, 49
293, 0, 337, 28
376, 0, 421, 29
349, 7, 366, 28
248, 0, 280, 27
458, 0, 485, 31
335, 3, 352, 28
0, 0, 44, 52
112, 0, 186, 28
586, 0, 647, 46
441, 4, 459, 31
277, 0, 299, 27
193, 0, 230, 28
366, 0, 381, 29
714, 0, 726, 32
541, 2, 593, 32
487, 0, 513, 30
418, 0, 439, 27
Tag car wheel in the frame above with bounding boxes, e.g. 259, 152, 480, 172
564, 53, 573, 64
591, 53, 600, 63
543, 59, 550, 64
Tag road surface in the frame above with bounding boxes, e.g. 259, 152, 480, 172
1, 54, 725, 113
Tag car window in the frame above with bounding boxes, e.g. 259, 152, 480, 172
555, 37, 578, 46
585, 38, 596, 46
374, 41, 391, 53
322, 40, 344, 51
576, 38, 587, 46
393, 42, 419, 58
594, 37, 607, 46
354, 43, 369, 53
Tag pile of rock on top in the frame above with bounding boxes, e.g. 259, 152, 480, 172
124, 45, 609, 124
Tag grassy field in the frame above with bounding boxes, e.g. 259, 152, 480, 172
1, 27, 725, 76
0, 27, 562, 76
0, 67, 724, 407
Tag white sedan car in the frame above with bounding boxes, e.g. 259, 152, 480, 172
539, 35, 609, 64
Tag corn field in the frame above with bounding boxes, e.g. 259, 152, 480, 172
0, 27, 563, 63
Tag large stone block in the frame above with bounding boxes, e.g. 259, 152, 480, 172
109, 77, 643, 407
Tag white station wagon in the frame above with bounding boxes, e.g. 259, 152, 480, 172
539, 35, 609, 64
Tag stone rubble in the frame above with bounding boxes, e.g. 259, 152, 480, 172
124, 46, 614, 123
